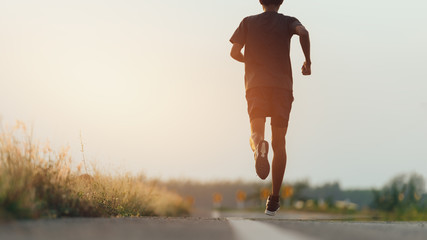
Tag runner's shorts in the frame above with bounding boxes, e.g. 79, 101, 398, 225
245, 87, 294, 128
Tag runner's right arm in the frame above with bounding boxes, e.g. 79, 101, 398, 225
230, 43, 245, 63
295, 25, 311, 75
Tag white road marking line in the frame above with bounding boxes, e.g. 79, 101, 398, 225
227, 218, 319, 240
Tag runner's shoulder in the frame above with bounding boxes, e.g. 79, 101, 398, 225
279, 13, 300, 21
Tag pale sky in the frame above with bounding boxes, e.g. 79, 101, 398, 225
1, 0, 426, 189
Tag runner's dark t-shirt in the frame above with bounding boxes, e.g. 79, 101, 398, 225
230, 12, 302, 91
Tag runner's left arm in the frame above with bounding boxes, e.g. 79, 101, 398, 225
295, 25, 311, 75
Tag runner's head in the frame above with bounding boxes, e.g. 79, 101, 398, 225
259, 0, 284, 7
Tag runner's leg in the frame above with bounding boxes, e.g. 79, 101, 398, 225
250, 118, 266, 152
271, 125, 288, 196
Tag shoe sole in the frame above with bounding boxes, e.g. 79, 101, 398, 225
265, 207, 280, 216
255, 141, 270, 180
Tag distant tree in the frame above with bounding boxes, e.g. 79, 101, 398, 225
371, 173, 426, 212
291, 179, 310, 202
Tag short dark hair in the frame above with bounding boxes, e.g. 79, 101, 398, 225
260, 0, 284, 6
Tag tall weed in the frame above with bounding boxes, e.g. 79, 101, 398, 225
0, 121, 190, 219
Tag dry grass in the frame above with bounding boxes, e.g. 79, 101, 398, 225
0, 121, 190, 219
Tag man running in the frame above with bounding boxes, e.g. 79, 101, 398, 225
230, 0, 311, 216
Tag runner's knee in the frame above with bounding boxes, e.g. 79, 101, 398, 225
271, 127, 287, 152
271, 137, 285, 152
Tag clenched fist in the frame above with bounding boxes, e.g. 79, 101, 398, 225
302, 61, 311, 75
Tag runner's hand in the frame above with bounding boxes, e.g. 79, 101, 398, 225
302, 61, 311, 75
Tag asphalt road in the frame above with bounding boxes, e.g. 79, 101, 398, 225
0, 212, 426, 240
